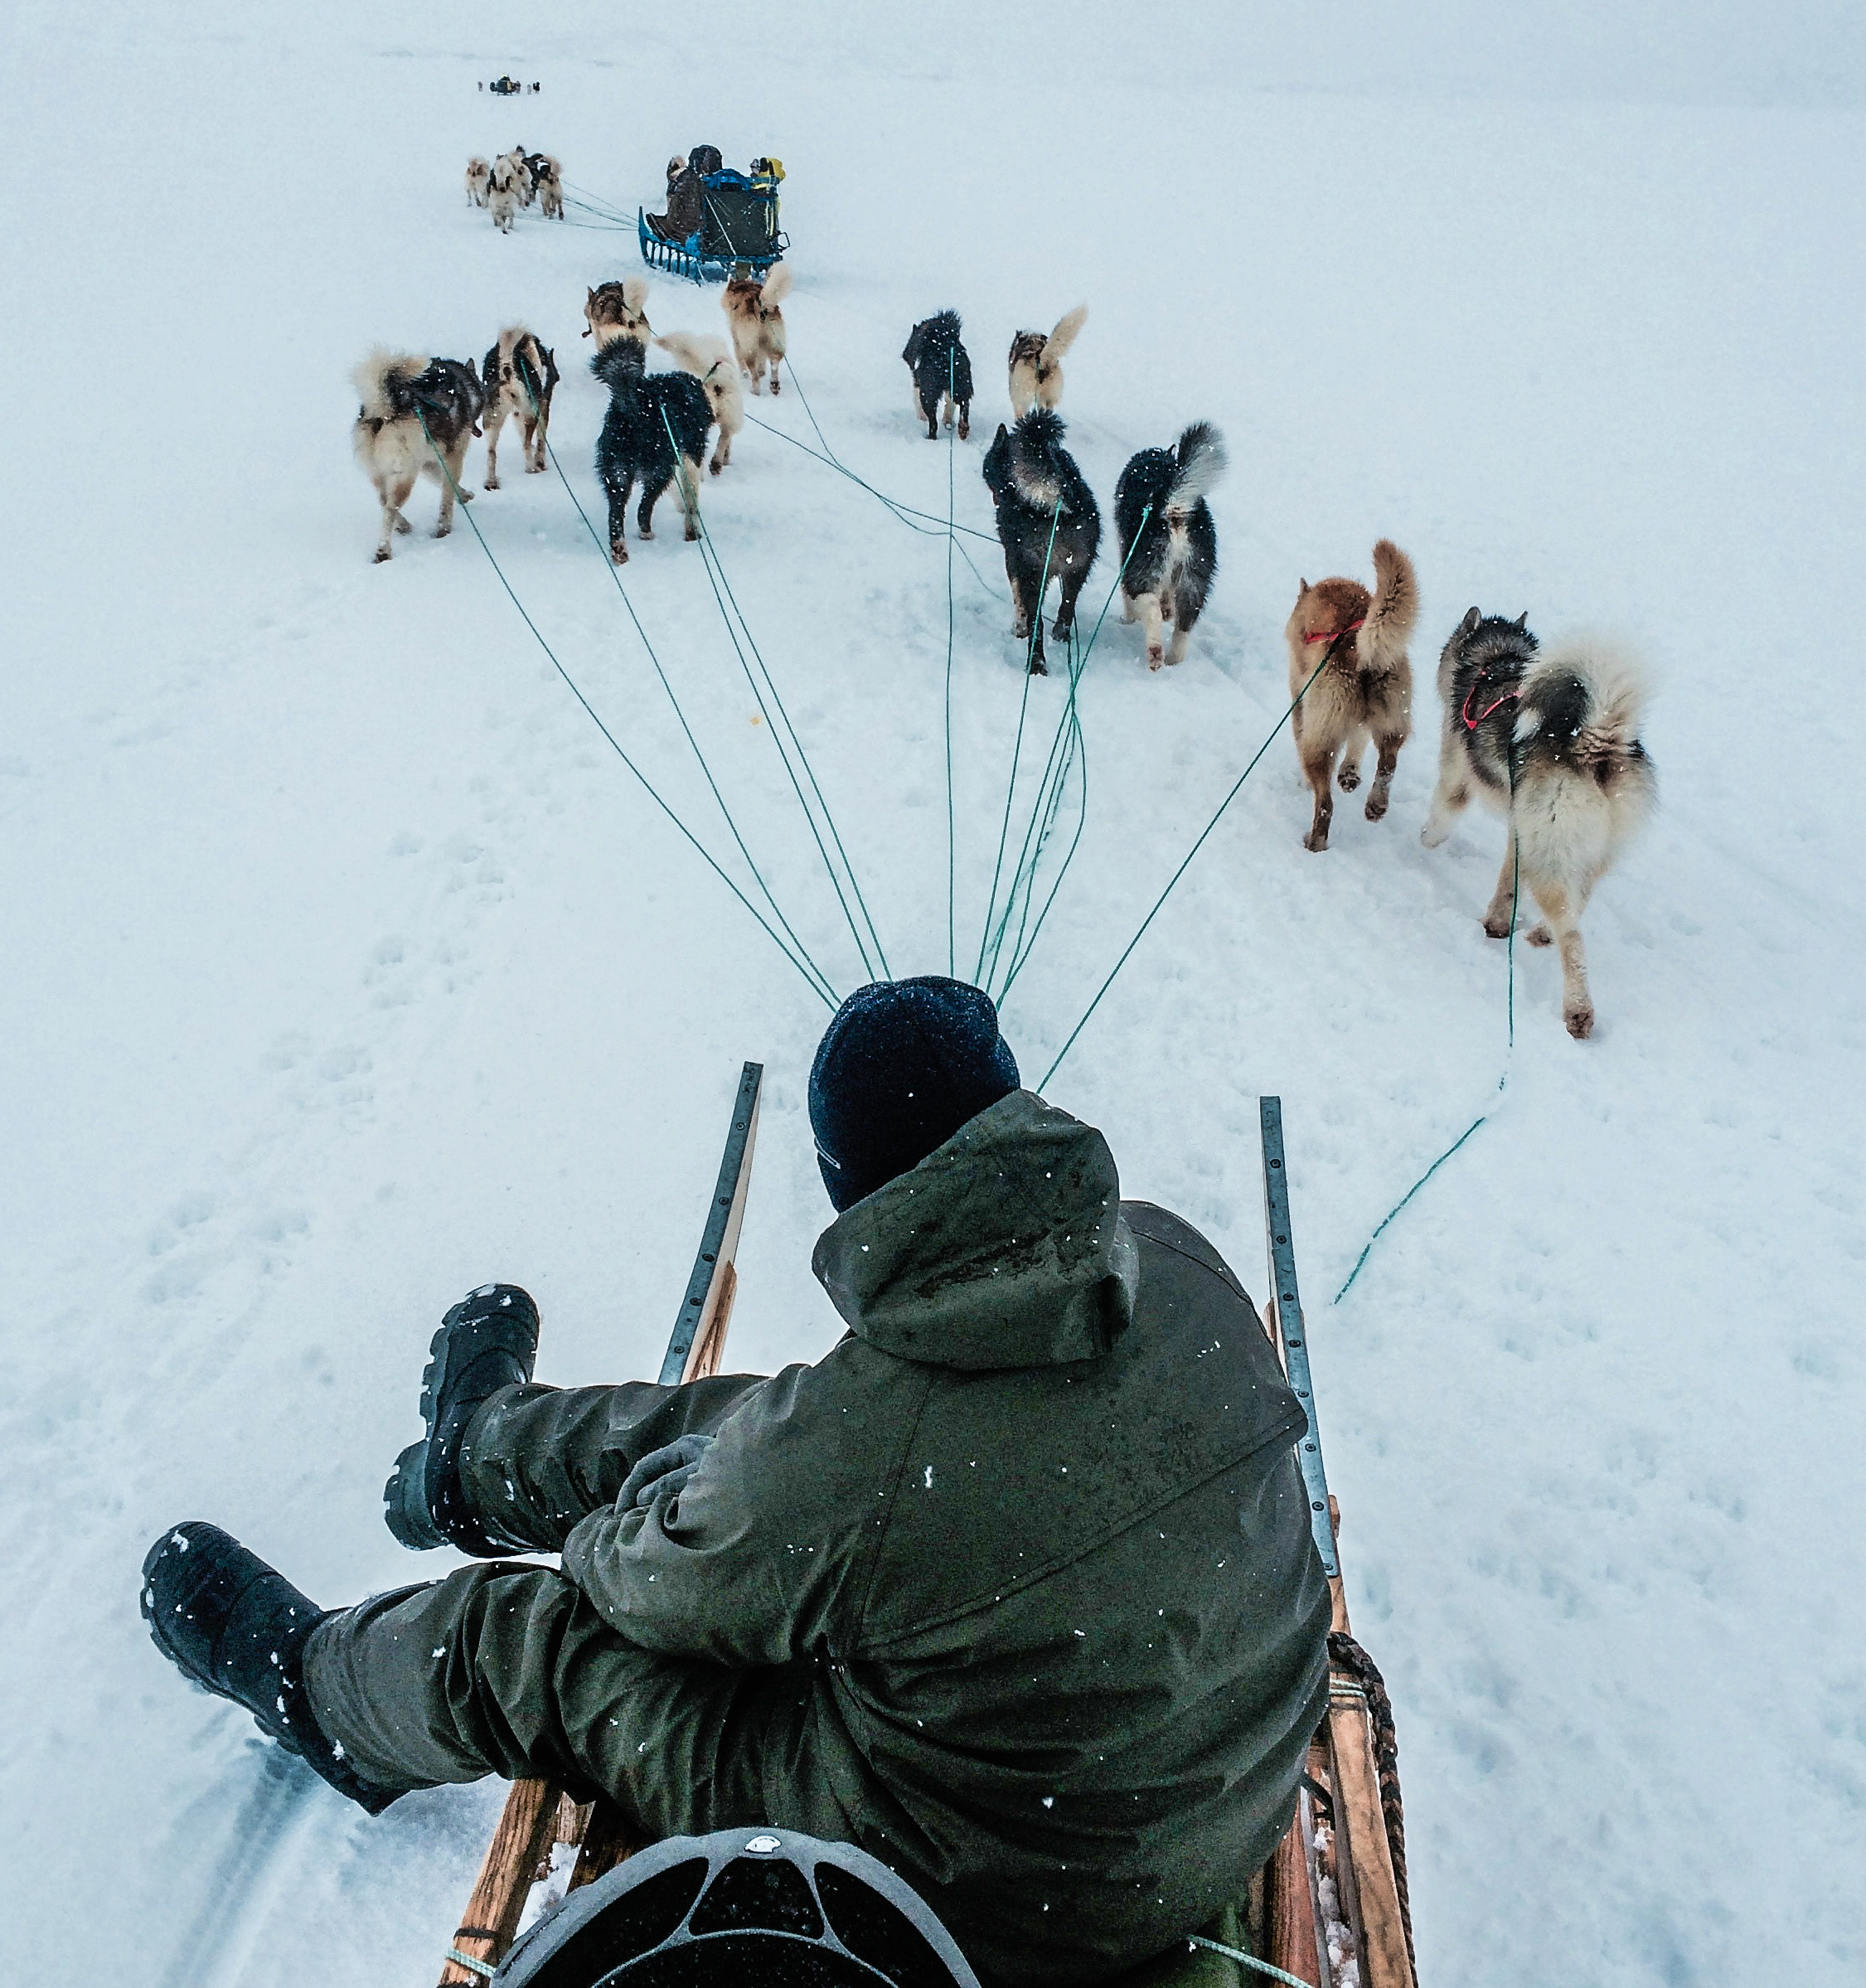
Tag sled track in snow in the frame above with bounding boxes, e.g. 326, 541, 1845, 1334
157, 1749, 322, 1988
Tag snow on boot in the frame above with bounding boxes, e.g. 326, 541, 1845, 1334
140, 1520, 398, 1814
383, 1282, 539, 1554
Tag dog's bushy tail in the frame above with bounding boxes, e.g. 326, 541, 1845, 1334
1358, 538, 1418, 671
1519, 638, 1652, 764
1166, 422, 1227, 511
654, 329, 727, 376
353, 349, 430, 420
1044, 303, 1088, 366
760, 261, 794, 307
623, 274, 651, 319
592, 338, 646, 392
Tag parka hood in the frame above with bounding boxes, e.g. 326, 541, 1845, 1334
811, 1090, 1139, 1370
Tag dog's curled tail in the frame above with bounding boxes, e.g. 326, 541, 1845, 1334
1520, 638, 1653, 764
759, 261, 794, 307
653, 329, 714, 376
1166, 422, 1227, 511
353, 348, 429, 420
622, 274, 652, 319
1357, 537, 1418, 670
1044, 303, 1088, 366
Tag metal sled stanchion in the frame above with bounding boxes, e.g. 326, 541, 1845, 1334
437, 1063, 764, 1987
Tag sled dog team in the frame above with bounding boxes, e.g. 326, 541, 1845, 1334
354, 273, 1655, 1037
465, 148, 564, 229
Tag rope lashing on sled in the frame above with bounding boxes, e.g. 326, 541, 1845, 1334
443, 1947, 498, 1981
661, 409, 894, 982
1185, 1937, 1319, 1988
414, 411, 838, 1006
509, 374, 841, 1004
986, 504, 1157, 1005
1036, 651, 1334, 1088
973, 497, 1065, 982
1327, 1630, 1416, 1978
1333, 769, 1522, 1303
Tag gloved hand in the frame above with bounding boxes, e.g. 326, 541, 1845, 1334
618, 1434, 715, 1515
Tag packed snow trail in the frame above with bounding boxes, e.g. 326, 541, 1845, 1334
3, 7, 1864, 1987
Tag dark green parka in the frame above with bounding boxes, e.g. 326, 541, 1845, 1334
560, 1092, 1330, 1981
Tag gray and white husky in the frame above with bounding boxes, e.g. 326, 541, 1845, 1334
1423, 609, 1657, 1038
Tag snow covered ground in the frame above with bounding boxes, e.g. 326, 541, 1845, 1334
4, 4, 1864, 1983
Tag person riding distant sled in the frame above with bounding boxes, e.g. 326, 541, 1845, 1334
142, 977, 1330, 1986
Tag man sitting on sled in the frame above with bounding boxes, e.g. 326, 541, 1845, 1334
143, 977, 1330, 1986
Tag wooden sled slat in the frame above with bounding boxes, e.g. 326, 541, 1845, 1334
1258, 1098, 1418, 1988
435, 1064, 763, 1987
438, 1776, 562, 1984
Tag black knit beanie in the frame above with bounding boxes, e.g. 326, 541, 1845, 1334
808, 977, 1020, 1211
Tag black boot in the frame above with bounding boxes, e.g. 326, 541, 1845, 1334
383, 1282, 539, 1554
141, 1521, 398, 1815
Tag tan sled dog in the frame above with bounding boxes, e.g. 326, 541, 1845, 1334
654, 330, 744, 474
465, 158, 491, 206
584, 275, 652, 347
1007, 304, 1087, 419
1423, 612, 1656, 1037
351, 351, 483, 562
721, 261, 792, 395
1283, 539, 1418, 850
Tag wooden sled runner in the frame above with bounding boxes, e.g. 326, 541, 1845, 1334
436, 1082, 1415, 1988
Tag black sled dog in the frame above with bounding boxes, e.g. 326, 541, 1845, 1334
591, 339, 712, 564
1113, 422, 1227, 670
902, 311, 973, 440
1423, 610, 1656, 1039
981, 410, 1100, 675
351, 351, 485, 563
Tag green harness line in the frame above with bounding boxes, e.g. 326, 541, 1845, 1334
412, 412, 836, 1006
660, 407, 894, 983
972, 497, 1065, 983
511, 366, 840, 1005
1037, 650, 1334, 1088
981, 505, 1155, 1003
1185, 1932, 1321, 1988
1333, 776, 1521, 1303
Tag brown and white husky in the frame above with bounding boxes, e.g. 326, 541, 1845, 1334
1283, 540, 1419, 851
1007, 304, 1087, 419
1423, 611, 1657, 1038
721, 261, 792, 395
584, 275, 652, 347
